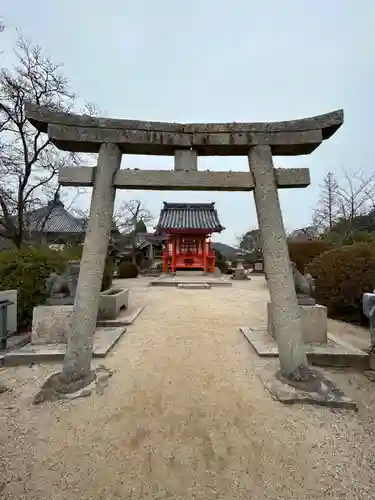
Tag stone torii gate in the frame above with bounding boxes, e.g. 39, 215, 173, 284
25, 103, 343, 390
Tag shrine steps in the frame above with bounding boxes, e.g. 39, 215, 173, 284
149, 275, 232, 287
174, 270, 206, 277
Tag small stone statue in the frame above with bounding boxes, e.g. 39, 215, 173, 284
290, 261, 315, 306
362, 290, 375, 354
45, 260, 80, 305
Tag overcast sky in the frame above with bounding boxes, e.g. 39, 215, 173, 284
2, 0, 374, 245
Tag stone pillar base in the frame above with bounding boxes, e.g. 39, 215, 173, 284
32, 305, 74, 344
267, 301, 327, 344
233, 269, 246, 280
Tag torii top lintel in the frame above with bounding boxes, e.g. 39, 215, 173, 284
25, 103, 343, 156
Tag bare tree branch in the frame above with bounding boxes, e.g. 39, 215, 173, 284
0, 34, 96, 248
288, 226, 320, 240
312, 172, 340, 233
312, 168, 375, 244
114, 200, 153, 263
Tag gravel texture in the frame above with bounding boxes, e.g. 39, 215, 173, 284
0, 276, 374, 499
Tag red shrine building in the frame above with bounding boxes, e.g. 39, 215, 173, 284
155, 202, 224, 273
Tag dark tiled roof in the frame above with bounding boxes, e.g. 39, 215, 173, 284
155, 202, 224, 233
137, 233, 166, 249
24, 199, 118, 234
26, 203, 85, 233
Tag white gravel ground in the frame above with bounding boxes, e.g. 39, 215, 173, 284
0, 276, 374, 499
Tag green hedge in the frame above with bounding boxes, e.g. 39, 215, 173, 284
117, 260, 139, 279
0, 247, 69, 329
288, 240, 332, 273
307, 243, 375, 323
215, 259, 228, 274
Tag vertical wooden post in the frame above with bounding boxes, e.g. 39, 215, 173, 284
163, 238, 168, 273
171, 236, 176, 273
148, 243, 154, 262
208, 240, 214, 272
202, 236, 207, 272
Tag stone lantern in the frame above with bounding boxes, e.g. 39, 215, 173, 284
233, 250, 248, 280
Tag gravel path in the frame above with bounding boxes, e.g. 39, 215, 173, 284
0, 276, 374, 499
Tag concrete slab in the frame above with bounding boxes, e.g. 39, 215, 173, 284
3, 327, 127, 366
258, 366, 357, 410
1, 332, 30, 351
239, 327, 369, 369
177, 283, 211, 289
150, 275, 232, 287
0, 333, 31, 366
96, 306, 145, 327
93, 327, 127, 357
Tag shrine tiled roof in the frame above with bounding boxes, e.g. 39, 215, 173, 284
21, 196, 118, 234
26, 202, 86, 233
155, 202, 224, 233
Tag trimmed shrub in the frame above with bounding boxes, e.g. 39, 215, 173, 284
0, 246, 68, 329
244, 251, 260, 265
307, 243, 375, 323
139, 257, 152, 270
117, 260, 139, 279
215, 259, 228, 274
288, 240, 332, 273
213, 249, 224, 261
62, 245, 83, 261
119, 250, 144, 266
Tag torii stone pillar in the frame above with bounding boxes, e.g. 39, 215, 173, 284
62, 142, 121, 383
249, 145, 308, 378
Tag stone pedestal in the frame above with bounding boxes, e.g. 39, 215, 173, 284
233, 263, 246, 280
267, 301, 327, 344
32, 305, 74, 344
32, 289, 132, 344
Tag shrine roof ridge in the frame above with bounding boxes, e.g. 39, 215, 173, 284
162, 202, 216, 210
25, 103, 344, 156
